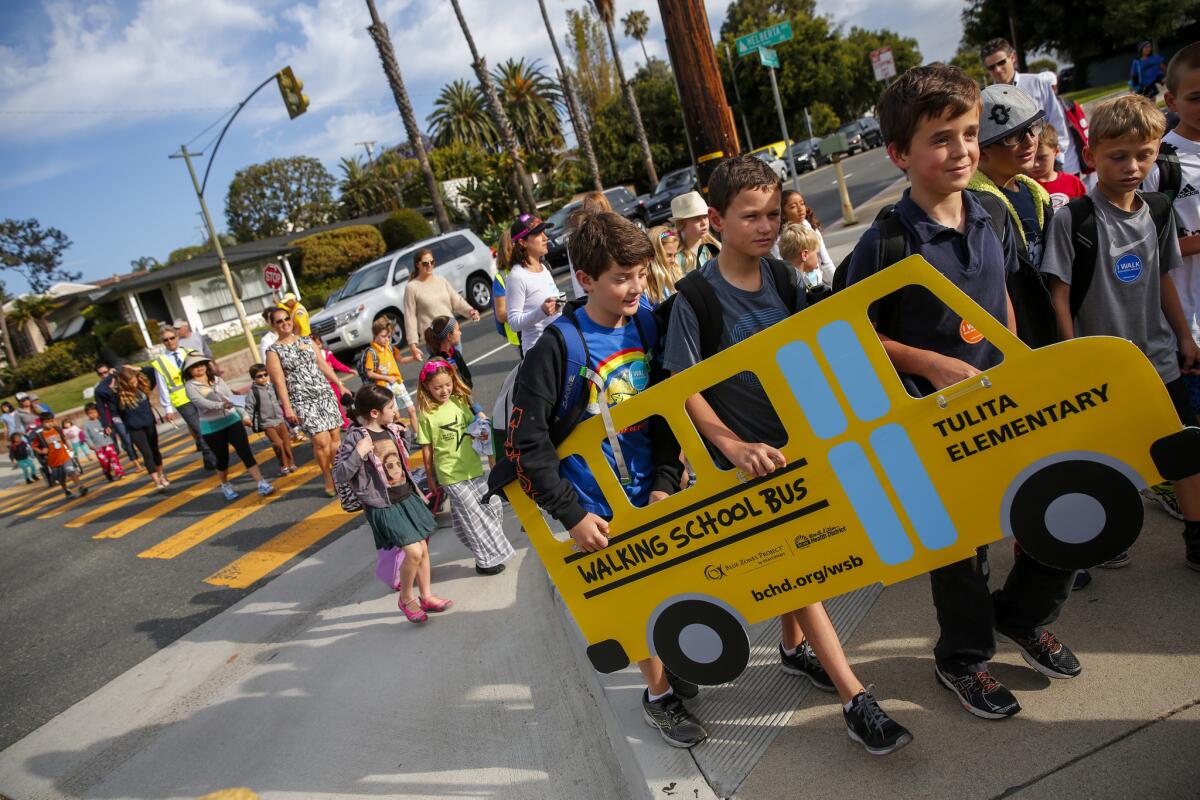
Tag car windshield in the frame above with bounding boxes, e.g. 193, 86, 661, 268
342, 261, 391, 298
655, 170, 692, 194
605, 188, 632, 205
546, 202, 579, 233
838, 123, 860, 136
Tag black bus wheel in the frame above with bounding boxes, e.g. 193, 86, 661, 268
1008, 459, 1143, 569
651, 598, 750, 686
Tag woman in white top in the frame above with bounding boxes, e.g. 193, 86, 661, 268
505, 213, 561, 354
775, 190, 835, 286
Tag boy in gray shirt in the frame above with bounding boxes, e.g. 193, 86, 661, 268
1040, 94, 1200, 570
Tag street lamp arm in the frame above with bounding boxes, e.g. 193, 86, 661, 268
200, 73, 279, 197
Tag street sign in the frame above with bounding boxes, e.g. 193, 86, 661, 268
735, 22, 793, 57
758, 46, 780, 69
263, 262, 284, 291
870, 46, 897, 81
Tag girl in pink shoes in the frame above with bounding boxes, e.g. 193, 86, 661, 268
333, 383, 450, 623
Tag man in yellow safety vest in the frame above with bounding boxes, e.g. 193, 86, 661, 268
153, 325, 216, 469
278, 292, 310, 337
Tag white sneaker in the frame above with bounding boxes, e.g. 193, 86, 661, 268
257, 480, 274, 496
220, 482, 238, 501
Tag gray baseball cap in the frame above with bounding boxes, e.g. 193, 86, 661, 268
979, 84, 1045, 148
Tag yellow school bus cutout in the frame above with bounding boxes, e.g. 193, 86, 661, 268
499, 256, 1199, 686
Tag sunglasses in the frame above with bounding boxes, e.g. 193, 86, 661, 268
162, 335, 177, 342
252, 373, 268, 380
419, 259, 435, 266
985, 56, 1009, 71
998, 120, 1044, 147
272, 316, 291, 325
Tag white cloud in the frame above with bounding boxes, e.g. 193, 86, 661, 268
0, 157, 81, 190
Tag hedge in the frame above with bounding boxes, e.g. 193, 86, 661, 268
377, 209, 432, 252
1, 337, 100, 395
106, 319, 160, 357
292, 225, 386, 283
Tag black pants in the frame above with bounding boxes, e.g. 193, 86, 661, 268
202, 421, 255, 473
176, 402, 216, 465
930, 545, 1075, 673
129, 426, 163, 475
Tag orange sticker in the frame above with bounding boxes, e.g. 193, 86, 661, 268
960, 319, 984, 344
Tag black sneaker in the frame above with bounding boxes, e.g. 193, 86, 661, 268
1184, 530, 1200, 572
996, 628, 1081, 679
779, 641, 836, 692
935, 665, 1020, 720
664, 668, 699, 700
642, 689, 708, 748
475, 563, 505, 576
1072, 569, 1092, 590
79, 485, 88, 496
843, 686, 913, 755
1099, 551, 1131, 569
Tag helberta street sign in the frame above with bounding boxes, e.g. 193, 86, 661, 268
735, 22, 793, 57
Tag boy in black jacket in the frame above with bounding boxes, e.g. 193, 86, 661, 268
502, 210, 707, 748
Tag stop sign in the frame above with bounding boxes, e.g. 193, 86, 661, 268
263, 263, 284, 291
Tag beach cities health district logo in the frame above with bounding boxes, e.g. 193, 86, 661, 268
989, 104, 1011, 125
1114, 253, 1143, 283
960, 318, 984, 344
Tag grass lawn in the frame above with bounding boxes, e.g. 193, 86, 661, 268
1063, 81, 1126, 106
2, 325, 269, 414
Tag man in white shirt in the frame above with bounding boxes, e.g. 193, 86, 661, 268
982, 38, 1079, 176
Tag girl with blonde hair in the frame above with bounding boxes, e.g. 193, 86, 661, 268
645, 226, 684, 305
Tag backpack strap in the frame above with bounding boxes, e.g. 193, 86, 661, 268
1067, 195, 1098, 318
1143, 191, 1173, 238
970, 191, 1015, 256
876, 205, 908, 269
1157, 142, 1182, 202
674, 271, 724, 359
763, 257, 801, 313
251, 384, 263, 431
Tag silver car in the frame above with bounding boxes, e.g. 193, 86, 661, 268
309, 229, 495, 353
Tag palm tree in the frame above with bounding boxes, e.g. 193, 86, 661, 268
593, 0, 657, 188
364, 0, 451, 232
0, 283, 16, 366
11, 295, 55, 351
622, 9, 651, 65
447, 0, 536, 214
537, 0, 603, 191
493, 58, 563, 156
338, 156, 394, 218
427, 79, 497, 149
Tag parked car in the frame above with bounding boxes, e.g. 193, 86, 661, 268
751, 149, 790, 181
545, 186, 649, 269
835, 118, 884, 156
308, 230, 495, 354
784, 139, 829, 174
642, 166, 698, 225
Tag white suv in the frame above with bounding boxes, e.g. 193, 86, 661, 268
309, 230, 495, 354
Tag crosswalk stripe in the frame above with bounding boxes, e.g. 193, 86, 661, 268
137, 461, 320, 560
203, 500, 354, 589
90, 448, 277, 539
32, 441, 210, 520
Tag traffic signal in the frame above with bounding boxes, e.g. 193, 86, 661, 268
276, 66, 309, 119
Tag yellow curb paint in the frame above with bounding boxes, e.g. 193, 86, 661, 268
203, 500, 353, 589
90, 448, 277, 539
137, 462, 320, 559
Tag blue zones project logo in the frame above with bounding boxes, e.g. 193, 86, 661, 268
1114, 253, 1143, 283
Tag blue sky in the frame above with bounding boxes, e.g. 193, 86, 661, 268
0, 0, 963, 294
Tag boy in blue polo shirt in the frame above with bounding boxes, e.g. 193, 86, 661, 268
843, 64, 1081, 720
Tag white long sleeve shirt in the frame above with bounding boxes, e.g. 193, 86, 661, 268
505, 263, 561, 354
1014, 72, 1078, 175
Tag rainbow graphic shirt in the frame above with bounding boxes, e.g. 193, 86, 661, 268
560, 308, 655, 517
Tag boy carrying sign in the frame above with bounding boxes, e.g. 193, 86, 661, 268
662, 155, 912, 755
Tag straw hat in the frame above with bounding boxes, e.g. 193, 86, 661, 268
670, 191, 708, 221
181, 351, 213, 373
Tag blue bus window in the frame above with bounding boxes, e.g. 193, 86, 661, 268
869, 423, 958, 551
776, 341, 847, 440
828, 441, 915, 565
817, 320, 890, 423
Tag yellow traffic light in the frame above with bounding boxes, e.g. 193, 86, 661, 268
276, 66, 310, 119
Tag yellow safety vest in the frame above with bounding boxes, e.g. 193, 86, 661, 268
153, 348, 194, 408
495, 271, 520, 347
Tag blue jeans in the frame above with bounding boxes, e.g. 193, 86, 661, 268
111, 419, 136, 461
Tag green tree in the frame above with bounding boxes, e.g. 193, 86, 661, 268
720, 0, 817, 38
807, 101, 840, 136
950, 44, 989, 87
0, 218, 77, 293
427, 79, 497, 149
593, 0, 657, 187
836, 27, 922, 114
10, 294, 56, 346
622, 9, 651, 64
129, 255, 160, 272
428, 141, 491, 180
492, 58, 563, 157
338, 156, 391, 219
591, 59, 689, 191
1028, 57, 1058, 73
566, 6, 618, 126
166, 243, 210, 266
225, 156, 336, 243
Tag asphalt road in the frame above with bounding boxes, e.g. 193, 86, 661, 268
0, 155, 897, 751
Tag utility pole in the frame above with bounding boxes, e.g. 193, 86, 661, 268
170, 145, 258, 357
723, 42, 754, 152
659, 0, 740, 192
355, 140, 377, 161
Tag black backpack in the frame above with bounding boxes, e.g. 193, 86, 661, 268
1156, 141, 1182, 203
831, 194, 1059, 349
655, 257, 808, 360
1064, 192, 1174, 318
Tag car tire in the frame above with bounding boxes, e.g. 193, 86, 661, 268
651, 597, 750, 686
631, 215, 647, 231
1006, 458, 1143, 569
465, 272, 492, 312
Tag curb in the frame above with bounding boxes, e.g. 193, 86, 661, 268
824, 175, 909, 233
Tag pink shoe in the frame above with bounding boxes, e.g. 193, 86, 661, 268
398, 596, 427, 623
419, 597, 454, 613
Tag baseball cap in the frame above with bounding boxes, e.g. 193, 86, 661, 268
510, 214, 548, 242
979, 84, 1045, 148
